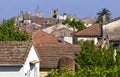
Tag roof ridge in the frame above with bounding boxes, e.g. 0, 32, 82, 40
73, 24, 101, 37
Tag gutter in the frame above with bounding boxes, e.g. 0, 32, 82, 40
0, 64, 23, 67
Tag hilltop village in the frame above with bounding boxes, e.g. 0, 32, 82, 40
0, 8, 120, 77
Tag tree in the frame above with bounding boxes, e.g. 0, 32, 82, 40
63, 18, 86, 31
75, 20, 85, 31
0, 18, 31, 41
45, 69, 60, 77
45, 68, 74, 77
63, 18, 71, 25
96, 8, 111, 24
75, 40, 120, 77
46, 40, 120, 77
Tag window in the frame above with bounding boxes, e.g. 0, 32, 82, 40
29, 64, 38, 77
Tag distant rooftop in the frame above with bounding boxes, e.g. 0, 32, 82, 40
81, 17, 96, 24
73, 24, 102, 37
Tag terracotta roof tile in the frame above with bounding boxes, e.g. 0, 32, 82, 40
0, 41, 31, 65
73, 24, 102, 37
33, 29, 80, 69
51, 28, 73, 37
35, 44, 80, 68
32, 18, 54, 25
33, 30, 60, 45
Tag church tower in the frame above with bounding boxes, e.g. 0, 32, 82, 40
35, 4, 42, 17
51, 8, 58, 18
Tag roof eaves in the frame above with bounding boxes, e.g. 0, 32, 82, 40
22, 42, 32, 64
74, 35, 101, 37
0, 64, 23, 67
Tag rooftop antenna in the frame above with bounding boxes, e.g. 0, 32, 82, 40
89, 12, 91, 17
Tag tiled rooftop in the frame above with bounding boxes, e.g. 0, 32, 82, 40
35, 43, 80, 68
33, 30, 60, 45
0, 41, 31, 65
32, 18, 54, 25
73, 24, 102, 37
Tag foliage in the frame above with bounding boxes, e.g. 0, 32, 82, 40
63, 18, 71, 25
45, 69, 60, 77
75, 65, 120, 77
45, 68, 74, 77
0, 18, 31, 41
96, 8, 111, 24
75, 40, 120, 77
46, 40, 120, 77
60, 68, 74, 77
63, 18, 86, 31
75, 41, 114, 68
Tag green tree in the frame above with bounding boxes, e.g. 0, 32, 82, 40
45, 69, 60, 77
96, 8, 111, 24
46, 68, 74, 77
46, 40, 120, 77
63, 18, 71, 25
75, 40, 120, 77
63, 18, 86, 31
0, 18, 31, 41
76, 21, 85, 31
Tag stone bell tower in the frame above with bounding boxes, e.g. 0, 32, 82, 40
35, 4, 42, 17
51, 8, 58, 19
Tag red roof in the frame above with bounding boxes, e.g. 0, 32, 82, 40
32, 18, 54, 25
33, 30, 60, 45
35, 43, 80, 68
33, 29, 81, 69
74, 24, 102, 37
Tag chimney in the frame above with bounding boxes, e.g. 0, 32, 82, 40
60, 36, 64, 43
59, 32, 65, 43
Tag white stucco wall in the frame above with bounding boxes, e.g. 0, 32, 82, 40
103, 19, 120, 31
24, 45, 40, 77
84, 23, 92, 27
77, 37, 98, 45
64, 37, 73, 44
57, 14, 67, 20
32, 23, 42, 28
24, 20, 31, 24
57, 15, 64, 20
0, 45, 39, 77
42, 24, 77, 34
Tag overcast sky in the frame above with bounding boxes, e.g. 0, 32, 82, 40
0, 0, 120, 20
